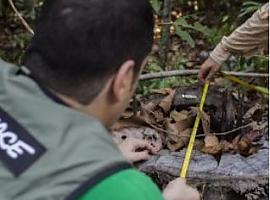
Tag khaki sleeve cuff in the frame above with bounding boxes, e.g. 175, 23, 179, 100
209, 41, 231, 65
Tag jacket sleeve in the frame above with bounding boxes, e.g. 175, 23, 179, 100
210, 3, 269, 65
78, 169, 165, 200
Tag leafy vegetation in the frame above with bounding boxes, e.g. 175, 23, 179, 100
0, 0, 268, 95
139, 0, 268, 95
239, 1, 263, 18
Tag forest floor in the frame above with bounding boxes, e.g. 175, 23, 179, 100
1, 1, 269, 199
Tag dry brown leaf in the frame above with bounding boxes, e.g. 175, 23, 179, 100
238, 140, 249, 152
240, 129, 262, 145
194, 139, 205, 150
179, 128, 192, 144
201, 134, 222, 155
204, 134, 219, 146
248, 146, 260, 155
237, 129, 262, 155
176, 119, 194, 132
165, 119, 179, 135
151, 88, 173, 95
166, 129, 192, 151
139, 103, 159, 126
110, 116, 149, 131
190, 107, 210, 135
170, 110, 190, 121
137, 108, 169, 134
113, 101, 161, 131
243, 103, 262, 120
138, 102, 167, 127
169, 110, 196, 131
201, 111, 210, 135
121, 110, 134, 119
220, 140, 234, 152
165, 118, 192, 151
158, 89, 176, 113
232, 135, 241, 149
141, 102, 158, 112
153, 108, 165, 123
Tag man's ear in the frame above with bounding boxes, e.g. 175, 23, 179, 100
112, 60, 135, 102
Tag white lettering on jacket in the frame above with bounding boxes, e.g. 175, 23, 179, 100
0, 118, 35, 159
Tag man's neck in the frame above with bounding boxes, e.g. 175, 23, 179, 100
55, 92, 112, 129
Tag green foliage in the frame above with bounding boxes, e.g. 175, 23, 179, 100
141, 54, 198, 96
239, 1, 263, 18
234, 56, 269, 72
150, 0, 162, 14
174, 26, 195, 48
0, 0, 45, 63
0, 31, 31, 64
145, 55, 163, 72
173, 16, 196, 47
138, 76, 198, 96
1, 0, 268, 96
173, 15, 220, 46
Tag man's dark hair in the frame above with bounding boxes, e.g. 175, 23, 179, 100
23, 0, 154, 104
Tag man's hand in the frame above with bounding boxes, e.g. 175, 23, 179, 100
198, 57, 221, 82
163, 178, 200, 200
118, 138, 157, 163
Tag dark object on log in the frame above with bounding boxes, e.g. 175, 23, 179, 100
138, 139, 269, 200
142, 84, 237, 133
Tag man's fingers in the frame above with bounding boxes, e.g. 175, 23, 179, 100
198, 63, 212, 83
199, 57, 221, 83
130, 150, 150, 162
128, 138, 157, 154
138, 142, 157, 154
178, 177, 186, 184
167, 177, 186, 188
205, 67, 219, 81
164, 177, 200, 200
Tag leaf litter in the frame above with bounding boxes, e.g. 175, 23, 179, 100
111, 85, 268, 157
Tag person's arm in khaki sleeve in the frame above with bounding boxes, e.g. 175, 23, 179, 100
199, 3, 269, 82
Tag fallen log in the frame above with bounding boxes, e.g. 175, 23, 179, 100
138, 139, 269, 200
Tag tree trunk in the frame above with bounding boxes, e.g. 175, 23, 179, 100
160, 0, 171, 69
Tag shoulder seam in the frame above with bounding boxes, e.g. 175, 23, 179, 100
65, 162, 131, 200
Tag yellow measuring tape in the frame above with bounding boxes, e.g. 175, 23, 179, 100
180, 82, 209, 178
222, 72, 269, 96
180, 73, 268, 178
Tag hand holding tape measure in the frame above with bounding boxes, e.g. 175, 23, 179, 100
180, 73, 268, 178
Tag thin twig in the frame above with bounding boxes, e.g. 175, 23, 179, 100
8, 0, 34, 35
140, 70, 269, 80
158, 22, 174, 25
196, 123, 253, 138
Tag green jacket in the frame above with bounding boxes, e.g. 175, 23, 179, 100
0, 59, 164, 200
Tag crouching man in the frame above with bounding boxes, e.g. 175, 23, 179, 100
0, 0, 199, 199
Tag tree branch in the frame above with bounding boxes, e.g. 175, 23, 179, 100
140, 70, 269, 80
8, 0, 34, 35
196, 123, 253, 138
